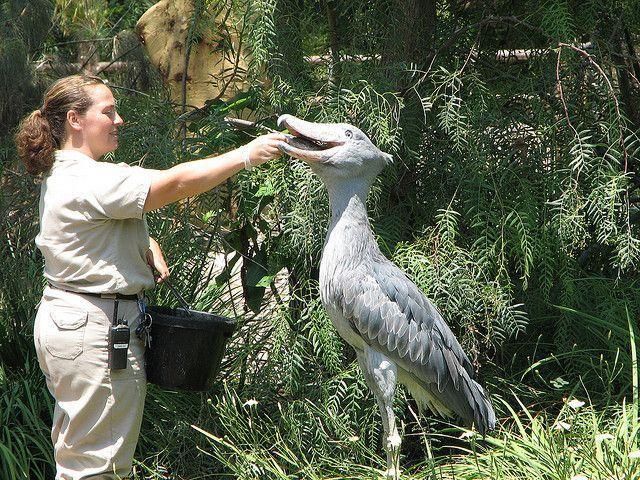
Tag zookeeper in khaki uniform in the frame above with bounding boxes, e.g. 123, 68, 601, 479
15, 74, 286, 479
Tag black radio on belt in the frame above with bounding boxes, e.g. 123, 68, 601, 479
108, 299, 130, 370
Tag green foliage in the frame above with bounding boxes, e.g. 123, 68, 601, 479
0, 0, 53, 133
193, 387, 386, 479
538, 281, 639, 401
393, 212, 528, 358
244, 0, 278, 72
0, 162, 42, 369
540, 0, 576, 42
1, 0, 640, 478
450, 316, 639, 479
0, 364, 53, 479
183, 315, 388, 478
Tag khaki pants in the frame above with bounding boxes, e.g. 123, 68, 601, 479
34, 286, 147, 480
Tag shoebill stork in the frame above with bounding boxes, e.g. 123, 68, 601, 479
277, 114, 496, 478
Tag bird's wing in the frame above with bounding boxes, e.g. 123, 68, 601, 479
340, 253, 476, 391
333, 251, 496, 433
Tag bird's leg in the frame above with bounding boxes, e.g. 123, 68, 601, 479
357, 347, 401, 479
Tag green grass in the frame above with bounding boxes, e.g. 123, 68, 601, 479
155, 305, 640, 480
183, 389, 639, 480
0, 361, 54, 480
446, 397, 639, 480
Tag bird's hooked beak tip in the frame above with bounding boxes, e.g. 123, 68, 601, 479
277, 114, 292, 128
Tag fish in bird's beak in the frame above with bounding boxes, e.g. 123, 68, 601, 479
277, 114, 346, 163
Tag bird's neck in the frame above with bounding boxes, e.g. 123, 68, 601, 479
326, 179, 370, 229
322, 179, 377, 265
318, 179, 378, 308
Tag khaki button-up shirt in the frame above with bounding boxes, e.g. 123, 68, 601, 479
36, 150, 157, 295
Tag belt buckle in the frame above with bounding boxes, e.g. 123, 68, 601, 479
101, 293, 118, 300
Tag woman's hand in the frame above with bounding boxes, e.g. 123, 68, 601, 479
146, 237, 170, 283
244, 133, 287, 167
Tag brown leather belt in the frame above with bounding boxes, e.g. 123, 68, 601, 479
48, 283, 139, 301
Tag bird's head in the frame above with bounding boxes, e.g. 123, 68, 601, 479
277, 114, 393, 184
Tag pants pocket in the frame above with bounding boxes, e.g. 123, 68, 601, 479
45, 307, 88, 360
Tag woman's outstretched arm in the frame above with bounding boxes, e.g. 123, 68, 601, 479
144, 133, 284, 212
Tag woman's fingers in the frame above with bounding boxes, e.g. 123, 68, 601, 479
156, 268, 169, 283
246, 133, 287, 166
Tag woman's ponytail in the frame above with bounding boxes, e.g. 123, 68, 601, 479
15, 109, 57, 175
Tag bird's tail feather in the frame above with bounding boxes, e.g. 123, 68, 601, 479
445, 372, 495, 435
401, 370, 496, 435
463, 376, 496, 435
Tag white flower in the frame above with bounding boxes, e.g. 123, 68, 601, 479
243, 399, 259, 408
567, 399, 585, 409
595, 433, 614, 442
628, 450, 640, 459
347, 435, 360, 442
459, 431, 475, 439
570, 475, 588, 480
553, 421, 571, 431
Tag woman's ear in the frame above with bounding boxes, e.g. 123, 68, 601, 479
66, 110, 83, 131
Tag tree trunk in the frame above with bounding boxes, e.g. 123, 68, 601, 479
611, 23, 640, 130
136, 0, 250, 109
383, 0, 437, 64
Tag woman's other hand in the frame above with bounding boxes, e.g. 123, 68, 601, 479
146, 237, 170, 283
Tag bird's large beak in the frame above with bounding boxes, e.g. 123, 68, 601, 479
277, 114, 344, 163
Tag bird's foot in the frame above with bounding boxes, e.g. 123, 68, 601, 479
383, 430, 401, 479
383, 466, 400, 479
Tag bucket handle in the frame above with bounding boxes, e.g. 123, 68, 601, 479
165, 279, 193, 315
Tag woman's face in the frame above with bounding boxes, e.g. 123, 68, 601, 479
74, 84, 124, 158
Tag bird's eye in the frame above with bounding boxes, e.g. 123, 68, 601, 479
345, 130, 353, 138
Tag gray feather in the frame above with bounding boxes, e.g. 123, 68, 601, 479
395, 318, 410, 357
408, 332, 422, 363
443, 349, 460, 390
395, 318, 408, 339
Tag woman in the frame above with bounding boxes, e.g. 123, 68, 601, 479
14, 74, 284, 479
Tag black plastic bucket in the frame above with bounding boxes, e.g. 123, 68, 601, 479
145, 306, 236, 391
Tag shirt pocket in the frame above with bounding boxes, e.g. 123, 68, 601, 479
45, 308, 88, 360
